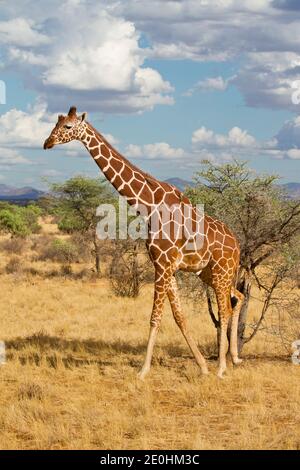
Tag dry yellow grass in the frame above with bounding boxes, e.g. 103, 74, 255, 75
0, 223, 299, 450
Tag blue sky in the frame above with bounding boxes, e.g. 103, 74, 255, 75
0, 0, 300, 189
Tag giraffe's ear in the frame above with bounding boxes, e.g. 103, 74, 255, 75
81, 112, 87, 122
68, 106, 77, 117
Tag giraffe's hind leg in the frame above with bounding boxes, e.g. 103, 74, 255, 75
201, 265, 243, 376
167, 275, 208, 375
214, 285, 244, 377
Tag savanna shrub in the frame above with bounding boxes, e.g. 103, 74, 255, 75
38, 238, 81, 264
5, 256, 22, 274
0, 237, 26, 255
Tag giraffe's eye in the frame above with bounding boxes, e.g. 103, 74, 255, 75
64, 124, 73, 129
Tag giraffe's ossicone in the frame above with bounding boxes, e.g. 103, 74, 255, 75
44, 106, 244, 378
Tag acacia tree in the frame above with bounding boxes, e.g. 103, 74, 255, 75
186, 160, 300, 352
107, 238, 154, 298
44, 176, 115, 275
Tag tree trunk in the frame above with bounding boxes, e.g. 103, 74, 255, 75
131, 242, 139, 298
237, 275, 251, 354
93, 234, 101, 276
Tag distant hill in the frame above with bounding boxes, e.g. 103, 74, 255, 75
164, 179, 300, 199
0, 184, 44, 202
164, 178, 195, 192
281, 182, 300, 199
0, 180, 299, 203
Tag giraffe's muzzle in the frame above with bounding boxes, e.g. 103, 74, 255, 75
43, 138, 55, 149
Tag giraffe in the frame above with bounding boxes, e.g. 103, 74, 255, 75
44, 106, 244, 378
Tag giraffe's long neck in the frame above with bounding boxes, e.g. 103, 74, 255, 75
80, 122, 157, 210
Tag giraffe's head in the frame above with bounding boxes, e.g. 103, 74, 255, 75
43, 106, 87, 149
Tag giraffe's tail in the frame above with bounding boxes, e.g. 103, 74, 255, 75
230, 262, 241, 309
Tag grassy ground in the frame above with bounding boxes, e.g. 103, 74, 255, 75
0, 223, 299, 449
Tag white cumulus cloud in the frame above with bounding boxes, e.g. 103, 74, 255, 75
191, 120, 300, 161
184, 76, 235, 96
192, 126, 257, 148
0, 101, 54, 148
117, 0, 300, 111
0, 3, 173, 114
275, 115, 300, 149
0, 18, 50, 47
0, 148, 32, 167
126, 142, 185, 159
0, 99, 121, 160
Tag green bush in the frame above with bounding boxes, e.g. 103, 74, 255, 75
0, 204, 41, 238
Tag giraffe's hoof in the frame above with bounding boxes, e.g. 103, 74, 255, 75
233, 358, 243, 366
202, 368, 209, 376
217, 370, 226, 379
137, 369, 148, 381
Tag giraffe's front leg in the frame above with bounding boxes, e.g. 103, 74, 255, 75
167, 275, 209, 375
229, 287, 244, 366
214, 287, 232, 379
138, 268, 169, 380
